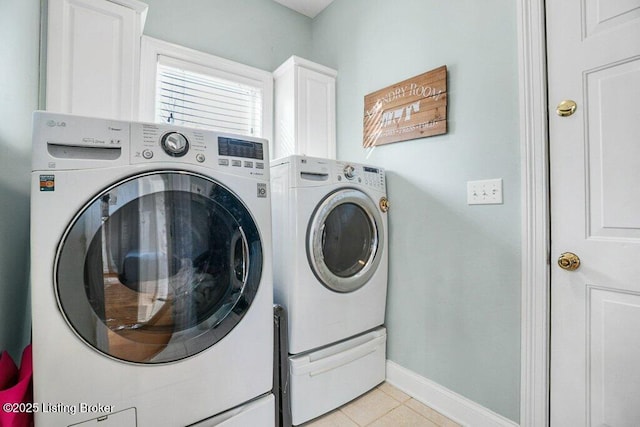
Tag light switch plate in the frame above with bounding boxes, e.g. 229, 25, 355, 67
467, 178, 503, 205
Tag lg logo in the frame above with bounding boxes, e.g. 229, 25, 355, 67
46, 120, 66, 127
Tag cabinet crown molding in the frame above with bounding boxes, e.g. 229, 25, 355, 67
274, 55, 337, 79
108, 0, 148, 29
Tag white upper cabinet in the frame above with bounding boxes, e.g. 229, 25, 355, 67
46, 0, 148, 120
273, 56, 337, 160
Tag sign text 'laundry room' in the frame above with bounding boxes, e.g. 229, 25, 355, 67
363, 65, 448, 147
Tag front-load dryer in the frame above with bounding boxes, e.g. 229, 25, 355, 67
271, 155, 388, 355
271, 156, 389, 424
30, 111, 274, 426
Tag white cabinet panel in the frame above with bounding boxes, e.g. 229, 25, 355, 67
273, 56, 336, 160
46, 0, 147, 120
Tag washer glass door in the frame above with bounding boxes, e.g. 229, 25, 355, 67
307, 189, 384, 293
55, 171, 263, 364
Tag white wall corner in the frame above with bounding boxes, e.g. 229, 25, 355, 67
386, 360, 519, 427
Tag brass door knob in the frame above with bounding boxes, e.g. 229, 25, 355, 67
558, 252, 580, 271
556, 100, 577, 117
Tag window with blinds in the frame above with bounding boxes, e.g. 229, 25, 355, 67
155, 60, 264, 137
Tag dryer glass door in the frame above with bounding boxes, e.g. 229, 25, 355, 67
307, 189, 384, 293
55, 171, 263, 364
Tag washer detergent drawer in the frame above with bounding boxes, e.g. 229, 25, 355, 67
289, 327, 386, 425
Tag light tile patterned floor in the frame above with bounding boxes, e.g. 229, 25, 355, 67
301, 382, 461, 427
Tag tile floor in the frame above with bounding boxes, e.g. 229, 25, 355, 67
301, 382, 461, 427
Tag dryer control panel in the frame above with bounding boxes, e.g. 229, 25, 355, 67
335, 161, 386, 192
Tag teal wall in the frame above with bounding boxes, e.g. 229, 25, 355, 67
0, 0, 41, 361
143, 0, 312, 71
310, 0, 521, 421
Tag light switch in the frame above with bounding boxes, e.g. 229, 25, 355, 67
467, 179, 503, 205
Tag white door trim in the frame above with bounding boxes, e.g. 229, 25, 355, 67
517, 0, 550, 426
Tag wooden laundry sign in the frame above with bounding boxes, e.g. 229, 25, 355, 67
363, 65, 447, 147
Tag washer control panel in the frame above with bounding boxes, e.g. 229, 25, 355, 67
31, 111, 270, 174
133, 124, 207, 164
130, 122, 268, 176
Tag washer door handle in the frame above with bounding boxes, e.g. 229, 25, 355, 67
232, 226, 249, 283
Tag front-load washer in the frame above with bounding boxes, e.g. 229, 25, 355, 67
30, 111, 274, 427
271, 155, 389, 355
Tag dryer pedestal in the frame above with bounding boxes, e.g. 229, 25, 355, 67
288, 328, 386, 426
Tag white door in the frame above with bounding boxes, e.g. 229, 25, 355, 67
547, 1, 640, 425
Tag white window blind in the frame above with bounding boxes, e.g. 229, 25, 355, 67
155, 58, 264, 137
140, 37, 273, 141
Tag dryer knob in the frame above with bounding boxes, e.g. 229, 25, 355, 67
344, 165, 356, 179
161, 132, 189, 157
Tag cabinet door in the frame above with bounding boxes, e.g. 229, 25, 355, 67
46, 0, 143, 120
296, 66, 336, 159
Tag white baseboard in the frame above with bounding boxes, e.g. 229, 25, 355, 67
385, 360, 519, 427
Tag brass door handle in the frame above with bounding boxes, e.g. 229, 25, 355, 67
556, 100, 577, 117
379, 197, 389, 212
558, 252, 580, 271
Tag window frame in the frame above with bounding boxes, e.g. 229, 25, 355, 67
139, 36, 273, 143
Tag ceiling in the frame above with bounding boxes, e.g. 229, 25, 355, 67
272, 0, 335, 18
